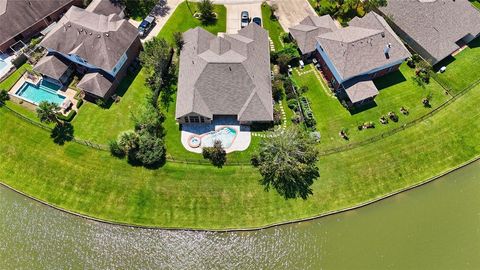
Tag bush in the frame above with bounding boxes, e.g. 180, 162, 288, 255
96, 98, 106, 108
298, 86, 308, 94
76, 99, 84, 109
198, 0, 216, 24
109, 140, 126, 158
134, 131, 165, 166
202, 140, 226, 167
273, 107, 282, 125
287, 99, 298, 111
280, 32, 291, 43
272, 78, 285, 101
56, 110, 77, 122
304, 116, 316, 129
0, 89, 9, 104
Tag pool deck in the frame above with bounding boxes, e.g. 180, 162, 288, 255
0, 54, 14, 80
8, 73, 79, 115
181, 121, 251, 154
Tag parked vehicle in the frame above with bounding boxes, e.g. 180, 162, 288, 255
241, 11, 249, 28
138, 16, 155, 37
252, 17, 262, 26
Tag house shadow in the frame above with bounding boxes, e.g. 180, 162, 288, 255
468, 36, 480, 48
348, 100, 378, 115
433, 55, 456, 71
102, 67, 141, 109
373, 70, 407, 90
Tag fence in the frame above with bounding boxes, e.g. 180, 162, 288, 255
317, 77, 480, 156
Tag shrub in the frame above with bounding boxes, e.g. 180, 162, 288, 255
272, 78, 285, 101
198, 0, 216, 24
291, 113, 301, 124
56, 110, 77, 122
109, 140, 126, 158
96, 98, 106, 108
298, 85, 308, 94
76, 99, 84, 109
287, 99, 298, 111
202, 140, 226, 167
280, 32, 291, 43
273, 107, 282, 125
134, 131, 166, 166
0, 89, 9, 104
304, 116, 316, 129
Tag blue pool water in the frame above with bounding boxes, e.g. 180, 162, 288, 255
201, 127, 238, 148
15, 80, 65, 105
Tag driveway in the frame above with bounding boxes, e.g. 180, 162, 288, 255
128, 0, 183, 42
226, 3, 262, 34
270, 0, 315, 30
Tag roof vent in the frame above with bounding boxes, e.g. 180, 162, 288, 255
384, 43, 392, 59
97, 34, 101, 38
105, 33, 109, 37
89, 32, 92, 35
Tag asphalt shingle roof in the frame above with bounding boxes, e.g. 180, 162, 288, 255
0, 0, 76, 47
77, 72, 112, 97
288, 15, 338, 54
379, 0, 480, 63
316, 12, 411, 81
40, 6, 138, 71
33, 55, 70, 80
176, 24, 273, 122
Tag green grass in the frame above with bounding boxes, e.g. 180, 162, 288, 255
261, 3, 285, 50
292, 63, 450, 150
0, 64, 32, 91
1, 81, 480, 229
469, 0, 480, 9
157, 2, 227, 45
72, 70, 149, 143
434, 37, 480, 94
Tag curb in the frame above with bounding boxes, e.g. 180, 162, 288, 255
1, 154, 479, 232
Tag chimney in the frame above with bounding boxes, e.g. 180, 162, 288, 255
384, 43, 392, 59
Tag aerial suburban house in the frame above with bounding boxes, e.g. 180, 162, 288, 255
0, 0, 82, 52
176, 23, 273, 125
378, 0, 480, 65
85, 0, 125, 18
289, 12, 411, 105
34, 5, 141, 101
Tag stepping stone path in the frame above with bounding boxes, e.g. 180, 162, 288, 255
269, 37, 275, 52
252, 102, 287, 138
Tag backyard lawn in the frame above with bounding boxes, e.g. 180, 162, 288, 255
1, 82, 480, 229
0, 63, 32, 90
157, 1, 227, 45
292, 63, 450, 150
470, 0, 480, 9
261, 3, 285, 50
433, 37, 480, 94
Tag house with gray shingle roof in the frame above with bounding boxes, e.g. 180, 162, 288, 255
34, 5, 141, 100
378, 0, 480, 65
288, 15, 338, 56
176, 23, 273, 124
290, 12, 411, 105
0, 0, 82, 52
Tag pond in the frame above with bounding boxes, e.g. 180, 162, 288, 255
1, 161, 480, 269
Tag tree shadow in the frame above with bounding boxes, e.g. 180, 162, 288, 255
50, 123, 74, 145
150, 0, 171, 17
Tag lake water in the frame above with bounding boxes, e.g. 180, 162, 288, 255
1, 161, 480, 269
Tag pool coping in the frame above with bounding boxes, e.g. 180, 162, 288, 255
1, 152, 479, 232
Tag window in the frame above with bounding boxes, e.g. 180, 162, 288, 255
189, 116, 200, 123
200, 117, 205, 123
184, 117, 189, 123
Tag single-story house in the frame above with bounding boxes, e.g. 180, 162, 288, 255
0, 0, 82, 52
176, 23, 273, 125
378, 0, 480, 65
289, 12, 411, 105
34, 5, 141, 101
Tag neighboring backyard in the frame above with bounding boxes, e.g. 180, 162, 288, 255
291, 63, 450, 150
433, 37, 480, 94
261, 3, 285, 50
157, 2, 227, 45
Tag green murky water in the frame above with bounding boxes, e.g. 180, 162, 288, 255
1, 161, 480, 269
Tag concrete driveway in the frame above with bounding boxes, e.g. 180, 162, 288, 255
226, 3, 262, 34
270, 0, 315, 30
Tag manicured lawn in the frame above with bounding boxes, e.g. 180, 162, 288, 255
157, 2, 227, 45
261, 3, 285, 50
433, 37, 480, 94
1, 82, 480, 229
72, 70, 149, 143
292, 63, 450, 150
0, 63, 32, 90
470, 0, 480, 9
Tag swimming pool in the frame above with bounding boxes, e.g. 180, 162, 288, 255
15, 80, 65, 105
0, 60, 7, 71
201, 127, 238, 148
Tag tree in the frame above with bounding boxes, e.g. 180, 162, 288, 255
140, 37, 172, 104
131, 99, 165, 137
173, 32, 184, 54
135, 132, 165, 166
363, 0, 387, 12
203, 140, 227, 167
251, 127, 320, 199
36, 101, 61, 125
117, 130, 139, 160
198, 0, 215, 24
120, 0, 157, 18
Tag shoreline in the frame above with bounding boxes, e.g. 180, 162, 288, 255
2, 154, 479, 232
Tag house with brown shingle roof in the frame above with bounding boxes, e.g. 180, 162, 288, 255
0, 0, 82, 52
289, 12, 411, 105
378, 0, 480, 65
34, 5, 141, 101
176, 23, 273, 125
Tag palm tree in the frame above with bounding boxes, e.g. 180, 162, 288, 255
36, 101, 61, 125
